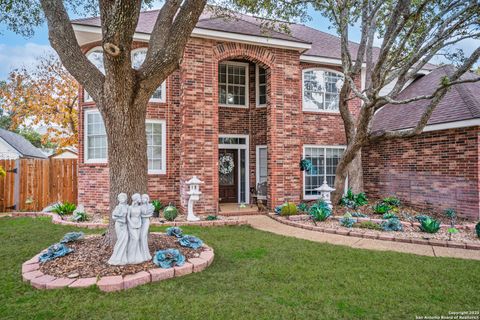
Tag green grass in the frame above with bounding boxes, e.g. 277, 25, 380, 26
0, 217, 479, 320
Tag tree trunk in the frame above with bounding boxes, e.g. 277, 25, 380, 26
347, 149, 363, 193
100, 99, 149, 246
332, 142, 363, 204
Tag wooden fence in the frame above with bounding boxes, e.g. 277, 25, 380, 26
0, 158, 77, 212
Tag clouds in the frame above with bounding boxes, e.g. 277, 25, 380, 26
0, 42, 54, 79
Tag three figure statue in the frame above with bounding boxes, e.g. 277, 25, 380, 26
108, 193, 154, 265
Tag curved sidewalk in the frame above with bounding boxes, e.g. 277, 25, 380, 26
245, 215, 480, 261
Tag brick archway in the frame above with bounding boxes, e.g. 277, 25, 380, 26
213, 43, 276, 68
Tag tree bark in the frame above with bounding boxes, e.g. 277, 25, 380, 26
347, 150, 363, 193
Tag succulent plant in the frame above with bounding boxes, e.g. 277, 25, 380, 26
476, 222, 480, 238
297, 202, 309, 212
166, 227, 183, 238
72, 211, 88, 222
372, 202, 391, 214
340, 213, 356, 228
178, 235, 203, 249
418, 216, 441, 233
39, 243, 73, 263
309, 200, 331, 221
351, 212, 368, 218
274, 203, 286, 215
280, 202, 298, 216
153, 249, 186, 268
340, 189, 368, 209
444, 208, 457, 227
382, 212, 398, 220
52, 202, 76, 218
151, 200, 163, 217
206, 215, 218, 221
60, 232, 84, 243
381, 218, 403, 232
381, 196, 401, 207
163, 203, 178, 221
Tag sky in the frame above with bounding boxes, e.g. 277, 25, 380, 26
0, 4, 478, 80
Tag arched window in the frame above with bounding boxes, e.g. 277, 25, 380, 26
302, 68, 344, 112
84, 47, 104, 102
131, 48, 166, 103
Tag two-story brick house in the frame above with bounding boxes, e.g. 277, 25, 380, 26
72, 9, 370, 215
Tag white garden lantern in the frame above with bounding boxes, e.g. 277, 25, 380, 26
186, 176, 204, 221
315, 179, 335, 209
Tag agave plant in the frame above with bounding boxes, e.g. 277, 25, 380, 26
309, 201, 332, 222
60, 232, 84, 243
372, 202, 391, 214
39, 243, 73, 263
443, 208, 457, 227
206, 215, 218, 221
381, 196, 401, 207
178, 235, 203, 249
340, 189, 368, 209
151, 200, 163, 217
339, 213, 356, 228
72, 211, 88, 222
418, 216, 441, 233
166, 227, 183, 238
297, 202, 309, 213
153, 249, 186, 269
381, 218, 403, 231
52, 202, 77, 218
382, 212, 397, 220
351, 212, 368, 218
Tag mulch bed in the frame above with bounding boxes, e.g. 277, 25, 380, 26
40, 233, 205, 278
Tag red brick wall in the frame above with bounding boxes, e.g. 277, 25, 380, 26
77, 38, 360, 214
363, 126, 480, 220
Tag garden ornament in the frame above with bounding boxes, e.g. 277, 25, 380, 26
315, 179, 335, 209
186, 176, 203, 222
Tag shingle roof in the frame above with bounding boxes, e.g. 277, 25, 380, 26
372, 65, 480, 132
0, 128, 47, 159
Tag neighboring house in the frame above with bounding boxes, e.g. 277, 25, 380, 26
0, 128, 47, 160
49, 147, 78, 159
71, 9, 434, 215
364, 65, 480, 220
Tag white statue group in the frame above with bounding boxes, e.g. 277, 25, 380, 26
108, 193, 154, 265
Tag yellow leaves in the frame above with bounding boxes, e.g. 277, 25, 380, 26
0, 54, 79, 148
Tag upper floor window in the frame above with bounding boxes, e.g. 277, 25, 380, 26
132, 48, 166, 103
302, 69, 344, 112
218, 61, 248, 107
256, 66, 267, 107
146, 120, 166, 174
84, 47, 166, 103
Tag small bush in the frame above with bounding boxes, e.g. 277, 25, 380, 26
372, 202, 391, 215
357, 221, 382, 230
52, 202, 76, 218
309, 200, 331, 221
163, 204, 178, 221
280, 202, 298, 216
297, 202, 309, 213
340, 213, 356, 228
417, 216, 441, 234
72, 211, 88, 222
274, 203, 286, 215
382, 196, 401, 207
476, 222, 480, 238
206, 215, 218, 221
381, 218, 403, 232
444, 208, 456, 227
151, 200, 163, 217
340, 188, 368, 209
382, 212, 397, 220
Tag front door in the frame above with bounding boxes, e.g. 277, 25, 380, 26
219, 149, 238, 203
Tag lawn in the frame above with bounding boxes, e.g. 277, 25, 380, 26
1, 217, 479, 320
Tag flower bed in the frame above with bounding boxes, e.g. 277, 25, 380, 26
22, 232, 215, 292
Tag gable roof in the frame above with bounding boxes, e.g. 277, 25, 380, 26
0, 128, 47, 159
372, 65, 480, 133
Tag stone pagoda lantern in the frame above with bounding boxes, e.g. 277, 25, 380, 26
315, 179, 336, 209
186, 176, 204, 221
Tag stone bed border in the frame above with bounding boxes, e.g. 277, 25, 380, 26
21, 234, 215, 292
6, 211, 249, 229
269, 214, 480, 250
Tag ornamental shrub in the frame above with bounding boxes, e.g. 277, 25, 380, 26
444, 208, 456, 227
52, 202, 76, 218
372, 202, 391, 214
206, 215, 218, 221
274, 203, 287, 215
297, 202, 309, 213
476, 222, 480, 238
340, 213, 356, 228
381, 218, 403, 231
280, 202, 298, 216
163, 203, 178, 221
340, 188, 368, 209
358, 221, 382, 230
381, 196, 401, 207
151, 200, 163, 217
418, 216, 441, 233
309, 200, 331, 221
72, 211, 88, 222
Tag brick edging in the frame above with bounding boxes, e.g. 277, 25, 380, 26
268, 214, 480, 251
6, 212, 249, 229
22, 234, 215, 292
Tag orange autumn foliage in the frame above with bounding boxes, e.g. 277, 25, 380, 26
0, 54, 78, 147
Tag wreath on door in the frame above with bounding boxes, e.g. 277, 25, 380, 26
219, 154, 235, 175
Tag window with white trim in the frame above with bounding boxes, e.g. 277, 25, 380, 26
85, 48, 105, 102
218, 62, 248, 107
146, 121, 166, 174
303, 69, 344, 112
132, 49, 166, 103
256, 65, 267, 106
303, 146, 345, 198
85, 110, 107, 162
256, 146, 267, 198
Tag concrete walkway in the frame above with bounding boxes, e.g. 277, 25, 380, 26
245, 215, 480, 261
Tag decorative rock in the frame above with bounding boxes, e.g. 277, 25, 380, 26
123, 271, 151, 290
68, 277, 97, 288
31, 275, 56, 289
174, 262, 193, 277
46, 277, 75, 289
149, 268, 174, 282
188, 258, 208, 273
22, 262, 39, 273
97, 276, 124, 292
22, 270, 43, 282
67, 272, 80, 278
